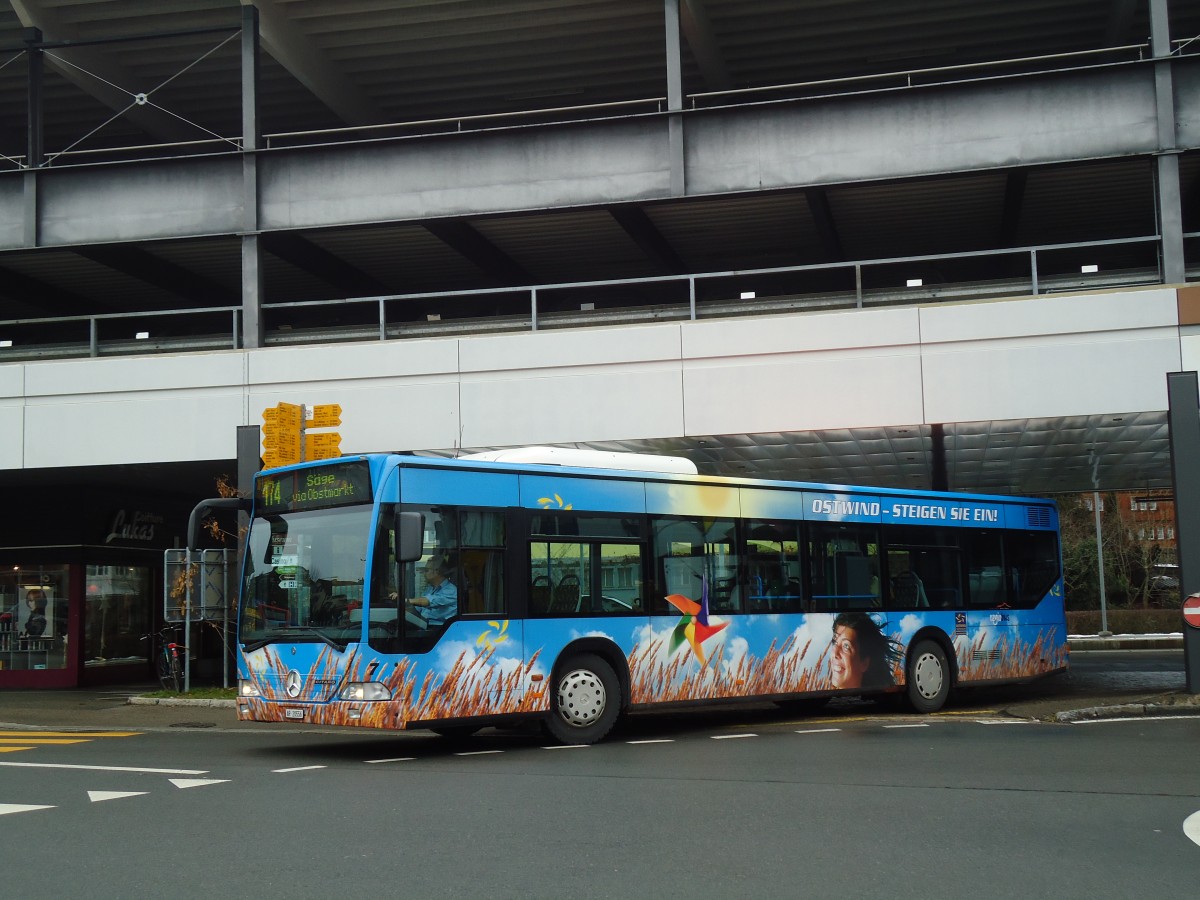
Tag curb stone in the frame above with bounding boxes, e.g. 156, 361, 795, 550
128, 697, 236, 708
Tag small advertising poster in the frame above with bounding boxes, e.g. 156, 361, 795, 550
20, 585, 54, 640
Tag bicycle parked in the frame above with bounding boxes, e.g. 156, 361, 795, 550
141, 626, 186, 692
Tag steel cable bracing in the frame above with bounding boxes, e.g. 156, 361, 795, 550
39, 30, 242, 165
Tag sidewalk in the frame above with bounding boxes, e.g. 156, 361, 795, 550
1066, 633, 1185, 651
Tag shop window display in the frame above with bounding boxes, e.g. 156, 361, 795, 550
84, 565, 153, 667
0, 566, 69, 671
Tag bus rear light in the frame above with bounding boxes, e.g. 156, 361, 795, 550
340, 682, 391, 702
239, 680, 261, 697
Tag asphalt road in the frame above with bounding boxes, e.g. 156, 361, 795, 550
0, 711, 1198, 899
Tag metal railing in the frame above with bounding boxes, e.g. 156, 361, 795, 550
1, 233, 1191, 363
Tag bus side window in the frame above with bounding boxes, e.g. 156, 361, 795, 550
458, 510, 505, 616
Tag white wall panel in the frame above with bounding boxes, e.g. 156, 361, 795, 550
248, 381, 462, 456
23, 352, 246, 397
923, 333, 1181, 422
247, 338, 458, 384
0, 363, 23, 398
460, 367, 684, 446
1180, 330, 1200, 374
683, 351, 925, 434
682, 307, 920, 358
462, 323, 680, 373
24, 392, 245, 467
919, 289, 1179, 344
0, 404, 22, 468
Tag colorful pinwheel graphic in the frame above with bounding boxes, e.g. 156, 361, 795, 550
665, 577, 728, 666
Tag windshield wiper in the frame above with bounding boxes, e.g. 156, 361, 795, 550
242, 625, 348, 653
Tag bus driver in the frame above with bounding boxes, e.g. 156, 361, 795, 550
404, 555, 458, 627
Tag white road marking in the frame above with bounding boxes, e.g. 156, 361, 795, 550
0, 803, 54, 816
169, 778, 230, 789
795, 728, 841, 735
1183, 810, 1200, 848
883, 723, 929, 729
0, 761, 206, 775
541, 744, 588, 750
977, 719, 1035, 725
626, 739, 675, 744
364, 757, 416, 764
1071, 716, 1200, 725
271, 765, 326, 773
88, 791, 147, 803
454, 750, 503, 756
711, 733, 757, 739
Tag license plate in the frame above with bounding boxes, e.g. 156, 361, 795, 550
284, 708, 305, 720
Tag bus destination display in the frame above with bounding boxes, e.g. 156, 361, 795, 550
257, 461, 372, 513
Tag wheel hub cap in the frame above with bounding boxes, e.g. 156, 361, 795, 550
556, 668, 606, 728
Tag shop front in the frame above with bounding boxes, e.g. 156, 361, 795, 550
0, 483, 197, 688
0, 555, 160, 687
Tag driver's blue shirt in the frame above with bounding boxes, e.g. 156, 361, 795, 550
422, 580, 458, 626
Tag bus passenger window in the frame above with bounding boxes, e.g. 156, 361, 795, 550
651, 517, 739, 614
806, 523, 880, 613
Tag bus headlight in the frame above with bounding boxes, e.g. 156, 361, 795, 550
238, 680, 261, 697
339, 682, 391, 702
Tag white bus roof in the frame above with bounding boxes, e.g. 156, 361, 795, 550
458, 446, 698, 475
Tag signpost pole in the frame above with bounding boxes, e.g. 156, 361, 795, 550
1166, 371, 1200, 693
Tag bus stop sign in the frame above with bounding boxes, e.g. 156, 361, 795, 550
1184, 594, 1200, 629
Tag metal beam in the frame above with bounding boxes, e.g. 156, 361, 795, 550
73, 245, 234, 306
244, 0, 384, 127
261, 233, 391, 295
664, 0, 686, 197
610, 207, 685, 275
1166, 371, 1200, 693
424, 221, 532, 286
1150, 0, 1184, 284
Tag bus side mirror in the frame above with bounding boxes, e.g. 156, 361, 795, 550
395, 511, 425, 562
187, 497, 252, 551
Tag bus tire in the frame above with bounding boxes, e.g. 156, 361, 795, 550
905, 640, 950, 713
545, 653, 620, 745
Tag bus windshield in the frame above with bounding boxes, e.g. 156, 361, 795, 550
239, 505, 373, 651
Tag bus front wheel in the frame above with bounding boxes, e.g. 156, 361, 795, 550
905, 640, 950, 713
545, 653, 620, 745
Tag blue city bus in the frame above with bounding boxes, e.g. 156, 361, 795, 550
194, 449, 1066, 744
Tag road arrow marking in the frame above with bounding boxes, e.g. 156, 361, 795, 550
0, 803, 54, 816
1184, 810, 1200, 849
169, 778, 230, 790
88, 791, 148, 803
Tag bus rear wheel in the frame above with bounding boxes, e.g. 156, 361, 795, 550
544, 653, 620, 745
905, 640, 950, 713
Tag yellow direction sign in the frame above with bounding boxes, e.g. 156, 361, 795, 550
307, 403, 342, 428
262, 402, 303, 427
262, 449, 301, 469
261, 429, 301, 454
304, 432, 341, 461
